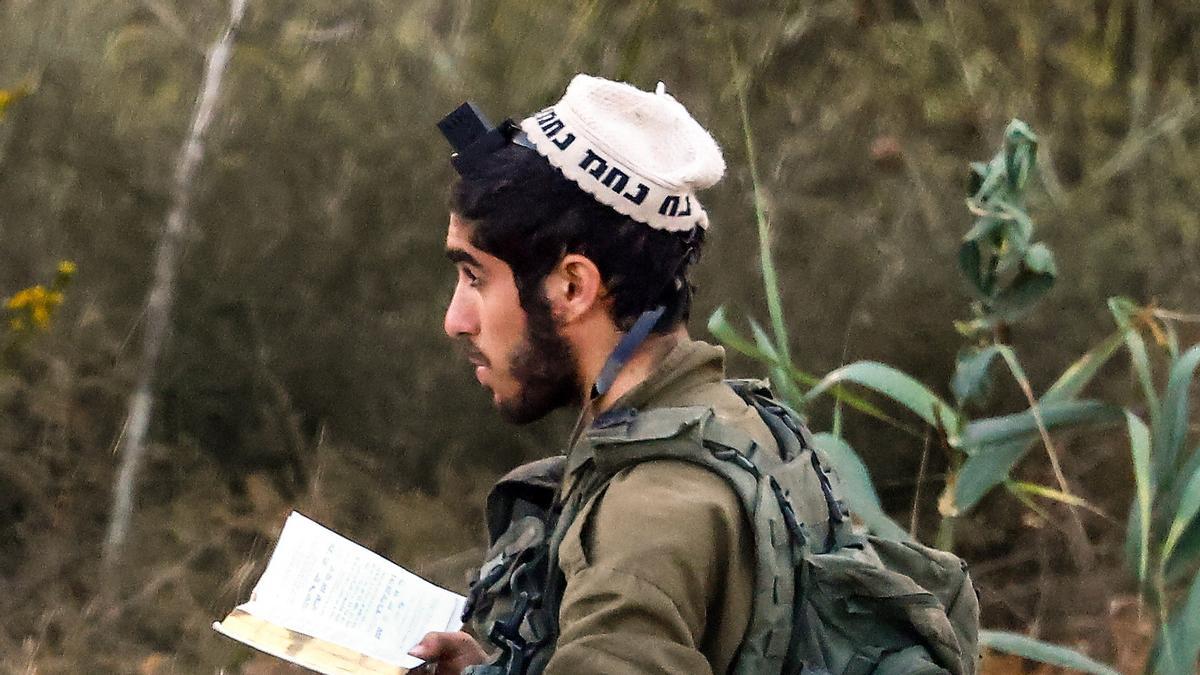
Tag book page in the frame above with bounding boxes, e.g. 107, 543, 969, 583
213, 609, 414, 675
214, 512, 465, 672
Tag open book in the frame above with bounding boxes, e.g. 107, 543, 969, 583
213, 512, 466, 674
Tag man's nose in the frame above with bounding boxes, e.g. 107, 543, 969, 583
443, 285, 478, 338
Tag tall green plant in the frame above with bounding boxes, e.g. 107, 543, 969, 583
957, 120, 1056, 334
709, 100, 1200, 671
1111, 299, 1200, 673
712, 113, 1117, 540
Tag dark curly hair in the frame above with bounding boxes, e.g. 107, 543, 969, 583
450, 143, 705, 333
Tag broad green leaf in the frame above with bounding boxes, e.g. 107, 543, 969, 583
813, 389, 913, 436
990, 260, 1055, 321
748, 318, 779, 360
1161, 463, 1200, 572
1147, 572, 1200, 675
1012, 207, 1035, 246
1108, 297, 1160, 424
1125, 410, 1153, 586
952, 345, 1002, 408
1003, 118, 1038, 192
1164, 513, 1200, 585
959, 400, 1122, 449
995, 214, 1030, 277
708, 307, 773, 363
954, 439, 1027, 513
1023, 242, 1057, 276
750, 318, 804, 409
958, 241, 990, 297
1153, 344, 1200, 485
970, 154, 1008, 202
952, 334, 1124, 514
980, 630, 1118, 675
1159, 447, 1200, 533
810, 432, 910, 541
709, 308, 904, 431
1125, 327, 1160, 422
803, 361, 961, 439
831, 398, 844, 438
1124, 497, 1142, 581
962, 215, 1004, 245
1107, 295, 1140, 318
1044, 331, 1124, 402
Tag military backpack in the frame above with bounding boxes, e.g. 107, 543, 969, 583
462, 380, 980, 675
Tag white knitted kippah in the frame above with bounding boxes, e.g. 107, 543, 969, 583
520, 75, 725, 232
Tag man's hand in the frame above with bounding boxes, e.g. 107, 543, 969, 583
408, 631, 487, 675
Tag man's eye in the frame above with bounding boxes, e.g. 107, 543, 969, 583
462, 267, 481, 287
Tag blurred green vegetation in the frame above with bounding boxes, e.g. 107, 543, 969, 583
2, 0, 1199, 672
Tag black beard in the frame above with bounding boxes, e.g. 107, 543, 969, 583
498, 293, 582, 424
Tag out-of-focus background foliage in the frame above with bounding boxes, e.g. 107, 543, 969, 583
1, 0, 1198, 672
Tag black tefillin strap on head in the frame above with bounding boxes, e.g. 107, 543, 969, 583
590, 226, 701, 400
438, 101, 536, 176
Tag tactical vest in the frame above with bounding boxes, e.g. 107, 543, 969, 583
462, 380, 980, 675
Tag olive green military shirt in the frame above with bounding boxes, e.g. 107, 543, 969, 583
543, 338, 777, 675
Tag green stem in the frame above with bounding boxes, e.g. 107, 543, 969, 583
1154, 570, 1173, 666
731, 45, 791, 366
938, 449, 963, 551
936, 515, 956, 552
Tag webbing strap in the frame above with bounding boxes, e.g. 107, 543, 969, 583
699, 418, 759, 456
588, 227, 698, 402
590, 305, 666, 399
708, 393, 853, 553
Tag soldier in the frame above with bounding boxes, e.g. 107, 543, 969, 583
410, 74, 770, 674
412, 74, 981, 675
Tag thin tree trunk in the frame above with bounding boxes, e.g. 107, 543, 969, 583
101, 0, 248, 574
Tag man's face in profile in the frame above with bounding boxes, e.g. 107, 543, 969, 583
443, 214, 579, 424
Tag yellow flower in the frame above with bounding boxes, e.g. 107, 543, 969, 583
6, 287, 40, 310
4, 266, 70, 336
31, 305, 50, 330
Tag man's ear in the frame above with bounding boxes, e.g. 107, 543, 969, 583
544, 253, 605, 324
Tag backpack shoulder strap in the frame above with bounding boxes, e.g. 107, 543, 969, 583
570, 398, 822, 674
485, 456, 566, 543
585, 405, 714, 471
579, 405, 766, 534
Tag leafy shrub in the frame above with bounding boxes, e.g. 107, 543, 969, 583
711, 105, 1200, 673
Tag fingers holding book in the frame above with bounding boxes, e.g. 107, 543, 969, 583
408, 631, 487, 675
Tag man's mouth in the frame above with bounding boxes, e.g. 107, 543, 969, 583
455, 339, 490, 371
470, 357, 491, 387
